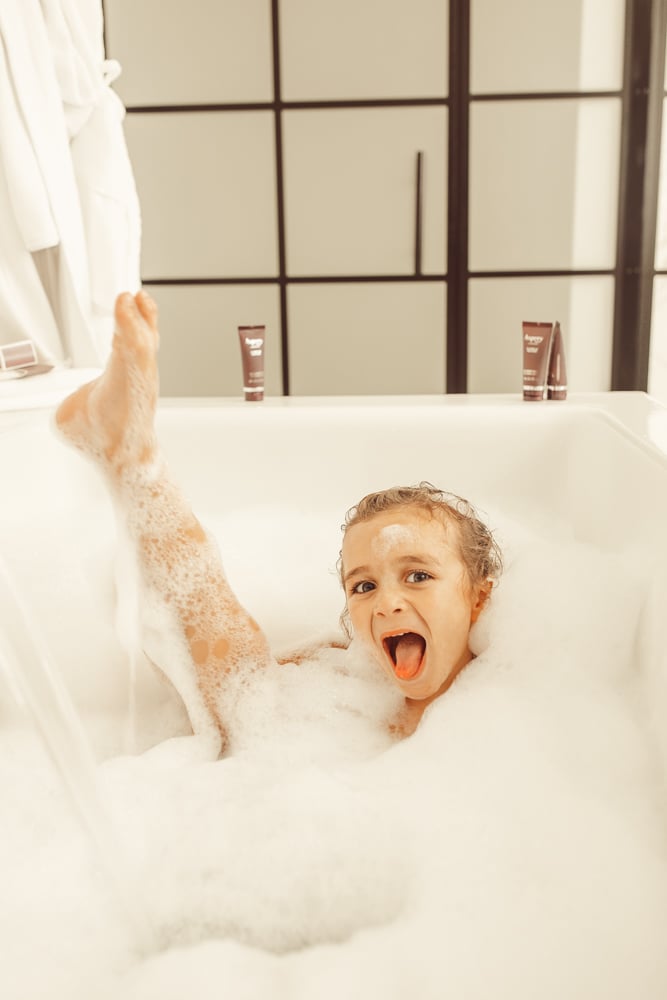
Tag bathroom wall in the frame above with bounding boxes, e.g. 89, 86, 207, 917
105, 0, 635, 397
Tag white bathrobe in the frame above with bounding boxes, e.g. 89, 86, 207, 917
0, 0, 140, 366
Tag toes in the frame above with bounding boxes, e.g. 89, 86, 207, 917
135, 289, 159, 333
114, 291, 137, 323
114, 292, 140, 346
114, 291, 158, 356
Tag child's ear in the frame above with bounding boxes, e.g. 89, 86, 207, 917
470, 578, 493, 624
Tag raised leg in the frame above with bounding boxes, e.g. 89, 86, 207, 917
55, 292, 274, 743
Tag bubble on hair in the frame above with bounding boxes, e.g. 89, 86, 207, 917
336, 482, 504, 637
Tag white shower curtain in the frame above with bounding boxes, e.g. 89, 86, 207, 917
0, 0, 141, 367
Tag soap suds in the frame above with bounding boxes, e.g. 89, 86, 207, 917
1, 504, 667, 999
371, 522, 419, 556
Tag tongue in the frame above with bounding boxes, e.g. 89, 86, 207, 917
394, 634, 425, 679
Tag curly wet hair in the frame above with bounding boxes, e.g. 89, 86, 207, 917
339, 482, 503, 589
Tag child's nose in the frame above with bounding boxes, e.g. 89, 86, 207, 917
373, 586, 406, 616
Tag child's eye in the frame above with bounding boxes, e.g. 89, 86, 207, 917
406, 570, 432, 584
351, 580, 375, 595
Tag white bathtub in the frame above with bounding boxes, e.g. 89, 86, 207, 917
5, 388, 667, 544
2, 390, 667, 1000
4, 389, 667, 695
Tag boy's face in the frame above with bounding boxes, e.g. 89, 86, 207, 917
342, 507, 487, 702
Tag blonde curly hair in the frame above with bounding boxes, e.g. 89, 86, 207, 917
340, 482, 503, 588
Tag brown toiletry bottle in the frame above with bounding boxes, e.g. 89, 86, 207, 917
547, 322, 567, 400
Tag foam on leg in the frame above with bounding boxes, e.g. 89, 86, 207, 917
55, 292, 275, 746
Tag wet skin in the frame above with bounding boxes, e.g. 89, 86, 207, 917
55, 292, 272, 742
342, 508, 489, 709
55, 291, 490, 742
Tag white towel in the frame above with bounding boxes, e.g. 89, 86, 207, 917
0, 0, 141, 366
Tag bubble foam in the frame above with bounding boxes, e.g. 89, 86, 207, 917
2, 506, 667, 999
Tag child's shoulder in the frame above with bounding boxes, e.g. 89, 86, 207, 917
275, 632, 349, 667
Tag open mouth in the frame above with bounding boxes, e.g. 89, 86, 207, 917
382, 631, 427, 681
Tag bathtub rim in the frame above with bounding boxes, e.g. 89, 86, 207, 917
154, 391, 667, 467
2, 385, 667, 467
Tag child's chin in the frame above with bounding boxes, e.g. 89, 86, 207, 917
391, 672, 429, 699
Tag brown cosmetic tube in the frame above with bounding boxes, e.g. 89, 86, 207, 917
238, 325, 265, 401
522, 321, 553, 401
546, 321, 567, 400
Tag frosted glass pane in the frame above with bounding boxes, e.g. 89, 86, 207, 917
284, 108, 446, 275
105, 0, 273, 104
471, 0, 625, 94
124, 113, 278, 279
149, 284, 283, 397
470, 100, 620, 270
468, 277, 614, 392
648, 278, 667, 406
655, 100, 667, 267
280, 0, 448, 100
289, 283, 446, 394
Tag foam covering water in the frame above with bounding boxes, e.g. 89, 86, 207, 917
2, 502, 667, 1000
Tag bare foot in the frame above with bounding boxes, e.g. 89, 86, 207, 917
55, 291, 160, 477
